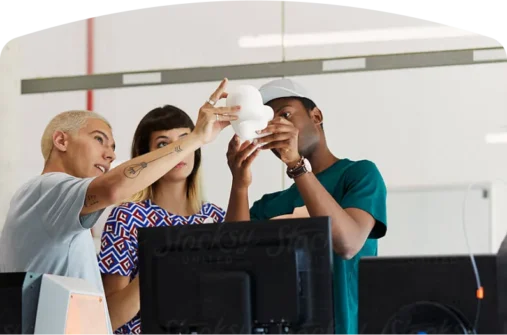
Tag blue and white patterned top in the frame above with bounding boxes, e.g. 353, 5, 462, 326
97, 199, 226, 334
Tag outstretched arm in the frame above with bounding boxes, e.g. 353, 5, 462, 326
82, 133, 203, 216
224, 135, 260, 222
81, 79, 240, 216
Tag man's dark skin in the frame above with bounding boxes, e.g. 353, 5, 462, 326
225, 97, 376, 259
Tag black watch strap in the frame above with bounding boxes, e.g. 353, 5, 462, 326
287, 157, 308, 179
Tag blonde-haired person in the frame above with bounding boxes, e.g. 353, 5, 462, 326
0, 79, 238, 300
97, 104, 227, 334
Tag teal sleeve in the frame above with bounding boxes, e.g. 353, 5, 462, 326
249, 199, 263, 221
338, 160, 387, 239
249, 192, 281, 221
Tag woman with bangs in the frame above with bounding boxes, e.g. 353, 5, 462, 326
97, 105, 226, 334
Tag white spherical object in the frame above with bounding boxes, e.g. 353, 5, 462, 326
226, 85, 274, 141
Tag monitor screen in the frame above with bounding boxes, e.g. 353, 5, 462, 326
358, 254, 500, 334
138, 217, 335, 334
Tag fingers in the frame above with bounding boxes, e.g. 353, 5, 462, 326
237, 141, 258, 163
200, 106, 241, 125
209, 106, 241, 115
238, 139, 251, 151
200, 106, 240, 124
243, 148, 260, 168
256, 132, 293, 144
255, 117, 296, 138
258, 139, 292, 151
207, 78, 229, 106
228, 135, 241, 151
227, 137, 260, 168
199, 104, 240, 131
228, 135, 249, 154
256, 123, 295, 135
227, 136, 249, 162
214, 114, 239, 122
199, 79, 240, 126
255, 122, 297, 146
269, 116, 293, 126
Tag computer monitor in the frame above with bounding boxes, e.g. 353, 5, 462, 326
357, 226, 507, 334
358, 254, 502, 334
137, 217, 335, 334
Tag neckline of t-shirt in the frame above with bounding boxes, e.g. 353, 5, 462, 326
314, 157, 350, 177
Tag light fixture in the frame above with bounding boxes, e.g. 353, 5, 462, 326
485, 132, 507, 144
473, 48, 507, 62
238, 26, 480, 48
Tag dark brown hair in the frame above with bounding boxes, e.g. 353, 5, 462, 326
128, 105, 203, 212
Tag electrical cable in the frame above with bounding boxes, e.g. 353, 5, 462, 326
461, 179, 507, 333
462, 182, 482, 334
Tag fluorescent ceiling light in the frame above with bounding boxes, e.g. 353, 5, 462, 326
239, 26, 479, 48
473, 48, 507, 62
485, 132, 507, 144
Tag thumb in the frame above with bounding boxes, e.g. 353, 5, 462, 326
233, 134, 241, 150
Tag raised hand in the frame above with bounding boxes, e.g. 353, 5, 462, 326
255, 117, 301, 167
227, 134, 260, 188
193, 78, 241, 144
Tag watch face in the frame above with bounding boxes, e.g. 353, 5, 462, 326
287, 157, 312, 179
304, 159, 312, 172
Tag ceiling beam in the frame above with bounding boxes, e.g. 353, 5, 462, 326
21, 47, 506, 94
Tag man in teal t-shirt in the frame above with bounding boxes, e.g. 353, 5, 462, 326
225, 78, 387, 334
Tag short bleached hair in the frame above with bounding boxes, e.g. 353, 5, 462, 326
41, 110, 111, 162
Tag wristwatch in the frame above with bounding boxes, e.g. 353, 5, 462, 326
286, 156, 312, 179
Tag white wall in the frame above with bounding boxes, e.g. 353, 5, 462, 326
2, 3, 507, 256
16, 20, 87, 79
284, 62, 507, 187
0, 39, 22, 228
379, 184, 492, 256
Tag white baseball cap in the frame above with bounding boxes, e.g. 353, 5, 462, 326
258, 78, 316, 105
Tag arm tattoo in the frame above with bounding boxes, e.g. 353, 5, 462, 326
84, 195, 99, 207
123, 145, 184, 179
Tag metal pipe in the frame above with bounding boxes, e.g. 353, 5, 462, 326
86, 18, 94, 111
